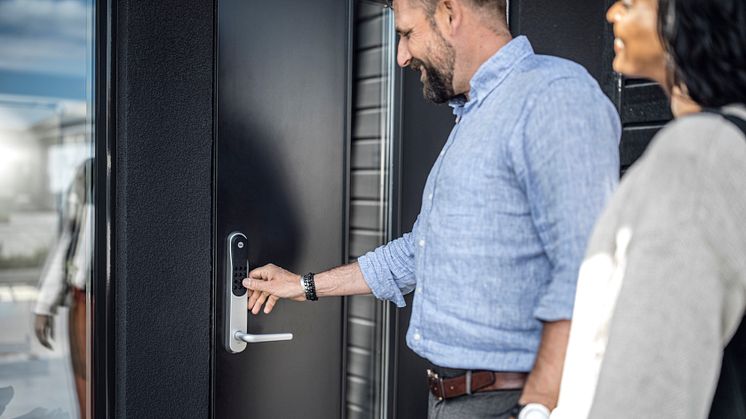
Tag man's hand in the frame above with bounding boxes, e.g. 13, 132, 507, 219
243, 264, 306, 315
34, 314, 54, 350
243, 262, 372, 314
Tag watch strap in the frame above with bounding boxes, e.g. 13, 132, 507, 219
301, 272, 318, 301
510, 403, 524, 418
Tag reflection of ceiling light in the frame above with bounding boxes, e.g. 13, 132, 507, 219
0, 142, 22, 169
10, 285, 39, 302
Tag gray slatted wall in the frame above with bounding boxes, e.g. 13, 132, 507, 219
618, 78, 673, 174
346, 2, 390, 418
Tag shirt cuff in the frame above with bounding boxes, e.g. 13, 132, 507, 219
533, 274, 577, 322
34, 301, 57, 316
358, 253, 406, 308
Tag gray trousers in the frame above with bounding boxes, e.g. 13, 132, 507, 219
428, 389, 521, 419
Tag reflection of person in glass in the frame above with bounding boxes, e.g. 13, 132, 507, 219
33, 158, 91, 419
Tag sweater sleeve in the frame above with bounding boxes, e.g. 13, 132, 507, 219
34, 233, 72, 316
588, 226, 728, 419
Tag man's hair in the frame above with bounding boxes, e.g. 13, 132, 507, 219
395, 0, 507, 26
420, 0, 505, 18
658, 0, 746, 107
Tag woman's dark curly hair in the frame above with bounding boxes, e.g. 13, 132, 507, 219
658, 0, 746, 107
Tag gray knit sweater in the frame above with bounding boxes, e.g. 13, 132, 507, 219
555, 106, 746, 419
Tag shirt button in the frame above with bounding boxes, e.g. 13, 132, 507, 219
428, 193, 433, 200
418, 239, 425, 247
413, 332, 422, 341
439, 150, 445, 157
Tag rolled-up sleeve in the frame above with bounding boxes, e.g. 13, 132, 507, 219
516, 76, 621, 322
357, 219, 419, 307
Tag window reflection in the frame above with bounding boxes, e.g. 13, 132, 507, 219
0, 0, 93, 418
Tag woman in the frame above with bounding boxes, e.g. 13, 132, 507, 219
552, 0, 746, 418
34, 159, 92, 419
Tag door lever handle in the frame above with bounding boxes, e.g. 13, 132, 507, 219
234, 331, 293, 344
225, 232, 294, 353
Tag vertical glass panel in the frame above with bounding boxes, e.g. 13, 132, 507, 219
0, 0, 94, 418
346, 1, 396, 418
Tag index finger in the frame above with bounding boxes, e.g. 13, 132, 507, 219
248, 264, 273, 279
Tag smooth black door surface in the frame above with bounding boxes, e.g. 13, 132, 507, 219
213, 0, 348, 418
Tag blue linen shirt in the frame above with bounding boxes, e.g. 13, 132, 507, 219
358, 36, 621, 372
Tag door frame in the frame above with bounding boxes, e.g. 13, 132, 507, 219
107, 0, 216, 416
93, 0, 116, 416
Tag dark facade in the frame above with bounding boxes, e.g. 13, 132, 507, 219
94, 0, 735, 418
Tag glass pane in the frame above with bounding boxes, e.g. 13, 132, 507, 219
0, 0, 95, 418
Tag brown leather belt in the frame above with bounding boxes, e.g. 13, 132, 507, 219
427, 369, 527, 400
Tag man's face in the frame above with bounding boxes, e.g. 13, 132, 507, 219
394, 0, 457, 103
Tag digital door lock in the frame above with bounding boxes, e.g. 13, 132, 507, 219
224, 231, 293, 353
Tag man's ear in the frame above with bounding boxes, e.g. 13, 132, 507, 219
436, 0, 463, 35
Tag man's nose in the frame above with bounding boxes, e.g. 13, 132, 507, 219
397, 38, 411, 68
606, 2, 624, 23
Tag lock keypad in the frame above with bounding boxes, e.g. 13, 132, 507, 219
232, 265, 247, 296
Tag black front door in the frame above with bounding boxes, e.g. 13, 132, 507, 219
213, 0, 349, 418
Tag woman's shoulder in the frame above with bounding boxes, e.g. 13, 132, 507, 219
638, 110, 745, 174
654, 109, 746, 151
603, 110, 746, 231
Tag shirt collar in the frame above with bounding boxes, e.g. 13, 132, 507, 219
449, 36, 534, 117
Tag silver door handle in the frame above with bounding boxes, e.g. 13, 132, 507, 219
234, 331, 293, 343
224, 232, 294, 353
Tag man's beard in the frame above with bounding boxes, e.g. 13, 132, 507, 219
411, 32, 456, 104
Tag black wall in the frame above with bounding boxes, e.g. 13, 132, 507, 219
509, 0, 617, 98
113, 0, 214, 416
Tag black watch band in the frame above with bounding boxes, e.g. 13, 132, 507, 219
510, 403, 550, 419
510, 404, 524, 418
301, 272, 318, 301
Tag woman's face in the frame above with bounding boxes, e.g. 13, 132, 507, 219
606, 0, 667, 83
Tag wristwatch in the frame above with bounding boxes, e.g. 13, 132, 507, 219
511, 403, 550, 419
300, 272, 318, 301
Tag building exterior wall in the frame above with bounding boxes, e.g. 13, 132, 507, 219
112, 0, 214, 416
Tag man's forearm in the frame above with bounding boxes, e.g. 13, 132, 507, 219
314, 262, 372, 297
520, 320, 571, 409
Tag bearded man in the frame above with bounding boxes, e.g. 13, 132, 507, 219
244, 0, 620, 417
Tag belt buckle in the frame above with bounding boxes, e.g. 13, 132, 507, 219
427, 369, 444, 401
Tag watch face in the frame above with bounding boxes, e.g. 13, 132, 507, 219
524, 411, 549, 419
518, 404, 551, 419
